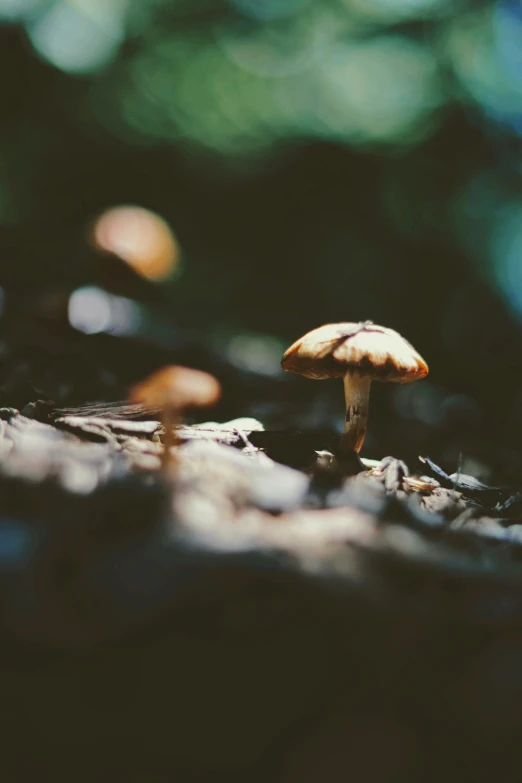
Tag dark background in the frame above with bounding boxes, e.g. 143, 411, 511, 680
1, 0, 522, 479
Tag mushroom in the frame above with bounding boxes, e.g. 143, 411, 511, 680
129, 366, 221, 466
281, 321, 428, 455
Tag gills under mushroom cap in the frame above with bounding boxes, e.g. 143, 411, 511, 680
281, 322, 428, 383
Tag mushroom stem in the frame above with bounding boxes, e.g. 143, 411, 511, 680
162, 409, 180, 468
340, 373, 371, 454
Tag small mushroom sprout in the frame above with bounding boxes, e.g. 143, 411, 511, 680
129, 366, 221, 466
281, 321, 428, 455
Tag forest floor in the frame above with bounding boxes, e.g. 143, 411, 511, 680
2, 401, 522, 781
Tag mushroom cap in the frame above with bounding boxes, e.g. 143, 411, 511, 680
281, 322, 428, 382
129, 366, 221, 410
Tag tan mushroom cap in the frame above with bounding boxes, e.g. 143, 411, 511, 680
281, 322, 428, 382
129, 366, 221, 410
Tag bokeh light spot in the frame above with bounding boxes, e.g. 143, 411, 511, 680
0, 520, 34, 565
394, 381, 447, 426
313, 36, 443, 144
216, 15, 329, 78
27, 0, 127, 75
68, 286, 142, 336
227, 333, 286, 375
0, 0, 42, 22
444, 6, 522, 132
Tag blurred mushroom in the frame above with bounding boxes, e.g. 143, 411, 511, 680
129, 366, 221, 467
92, 206, 179, 282
281, 321, 428, 455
